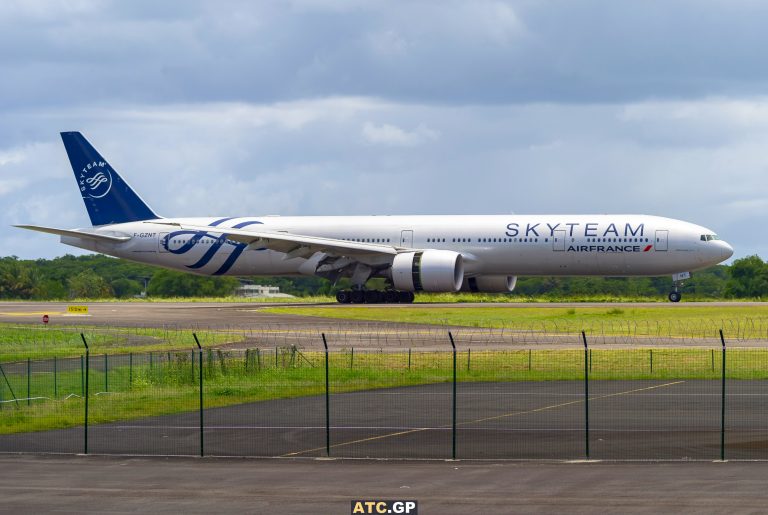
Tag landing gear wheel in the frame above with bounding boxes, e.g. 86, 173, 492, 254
350, 290, 365, 304
364, 290, 383, 304
668, 291, 682, 303
336, 290, 351, 304
384, 290, 400, 303
398, 291, 415, 303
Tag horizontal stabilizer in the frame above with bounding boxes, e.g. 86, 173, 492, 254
14, 225, 132, 243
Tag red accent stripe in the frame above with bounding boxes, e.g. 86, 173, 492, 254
643, 245, 653, 252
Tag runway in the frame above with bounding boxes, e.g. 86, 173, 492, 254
2, 380, 765, 461
4, 455, 768, 515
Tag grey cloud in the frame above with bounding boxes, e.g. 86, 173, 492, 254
1, 1, 766, 262
3, 1, 768, 109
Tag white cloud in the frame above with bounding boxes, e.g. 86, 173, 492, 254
368, 29, 409, 57
0, 179, 26, 196
361, 122, 438, 146
621, 98, 768, 129
0, 148, 26, 166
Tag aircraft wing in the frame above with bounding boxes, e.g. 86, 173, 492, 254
151, 222, 401, 259
14, 225, 132, 243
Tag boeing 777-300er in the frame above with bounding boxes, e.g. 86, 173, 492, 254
17, 132, 734, 303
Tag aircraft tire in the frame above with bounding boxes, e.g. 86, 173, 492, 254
365, 290, 383, 304
668, 291, 682, 303
384, 290, 400, 303
336, 290, 352, 304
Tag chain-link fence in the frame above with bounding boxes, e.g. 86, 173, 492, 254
1, 331, 767, 460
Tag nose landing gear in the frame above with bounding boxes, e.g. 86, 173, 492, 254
668, 271, 691, 303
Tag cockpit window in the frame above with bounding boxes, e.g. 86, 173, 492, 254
700, 234, 720, 241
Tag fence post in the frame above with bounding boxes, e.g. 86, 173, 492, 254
27, 358, 30, 406
650, 349, 653, 374
449, 331, 457, 460
256, 348, 261, 371
0, 363, 19, 408
528, 349, 532, 371
81, 334, 89, 455
129, 353, 133, 388
408, 348, 411, 370
104, 354, 108, 393
322, 333, 330, 457
467, 348, 471, 371
80, 355, 84, 397
54, 356, 57, 398
350, 347, 354, 370
193, 333, 204, 457
582, 331, 590, 460
720, 329, 726, 461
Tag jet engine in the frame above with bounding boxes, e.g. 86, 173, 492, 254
391, 250, 464, 292
461, 275, 517, 293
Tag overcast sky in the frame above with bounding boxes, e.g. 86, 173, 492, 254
2, 0, 767, 261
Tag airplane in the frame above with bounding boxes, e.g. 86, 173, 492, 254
16, 132, 734, 303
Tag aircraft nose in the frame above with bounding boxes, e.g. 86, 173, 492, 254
720, 241, 734, 260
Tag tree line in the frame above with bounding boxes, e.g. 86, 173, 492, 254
0, 254, 765, 300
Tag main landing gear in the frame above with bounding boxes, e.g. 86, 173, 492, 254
668, 271, 691, 303
335, 290, 415, 304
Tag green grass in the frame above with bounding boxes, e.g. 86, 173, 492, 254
266, 305, 768, 338
1, 347, 766, 435
0, 324, 243, 362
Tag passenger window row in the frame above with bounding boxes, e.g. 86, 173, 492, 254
342, 238, 391, 243
586, 237, 649, 243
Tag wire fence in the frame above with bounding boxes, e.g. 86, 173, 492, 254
6, 317, 768, 355
1, 330, 767, 460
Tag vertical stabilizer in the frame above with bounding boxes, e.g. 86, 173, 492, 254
60, 132, 160, 226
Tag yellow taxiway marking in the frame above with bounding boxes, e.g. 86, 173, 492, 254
281, 380, 685, 457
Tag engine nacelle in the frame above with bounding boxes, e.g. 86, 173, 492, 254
391, 250, 464, 292
461, 275, 517, 293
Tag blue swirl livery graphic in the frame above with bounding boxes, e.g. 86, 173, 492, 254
161, 218, 264, 275
79, 162, 113, 199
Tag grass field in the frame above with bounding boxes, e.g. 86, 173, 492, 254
1, 347, 766, 435
0, 324, 243, 362
266, 305, 768, 338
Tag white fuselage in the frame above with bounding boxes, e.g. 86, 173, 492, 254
62, 214, 732, 279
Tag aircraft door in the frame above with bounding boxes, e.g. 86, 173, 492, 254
158, 233, 170, 253
655, 230, 668, 251
400, 230, 413, 248
553, 230, 566, 251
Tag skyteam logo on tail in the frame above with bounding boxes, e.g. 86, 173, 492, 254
79, 161, 112, 199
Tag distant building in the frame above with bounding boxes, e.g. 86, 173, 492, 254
235, 284, 293, 298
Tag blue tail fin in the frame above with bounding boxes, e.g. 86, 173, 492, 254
61, 132, 160, 226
